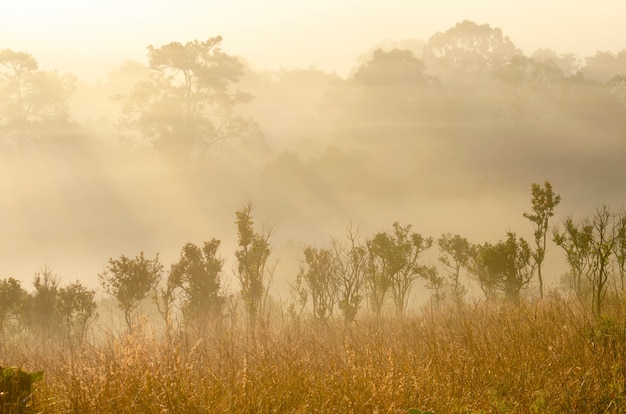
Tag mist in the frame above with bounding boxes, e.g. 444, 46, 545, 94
1, 17, 626, 305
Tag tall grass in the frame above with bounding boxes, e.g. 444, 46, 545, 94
5, 294, 626, 413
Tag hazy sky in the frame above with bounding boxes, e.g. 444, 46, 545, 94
3, 0, 626, 81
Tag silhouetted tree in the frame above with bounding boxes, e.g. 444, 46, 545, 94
99, 252, 163, 332
422, 20, 521, 78
367, 222, 433, 316
553, 216, 594, 299
523, 181, 561, 299
0, 49, 75, 150
347, 48, 439, 128
581, 50, 626, 83
470, 232, 535, 303
0, 278, 27, 340
118, 37, 259, 161
296, 246, 337, 323
438, 233, 471, 306
495, 56, 566, 124
234, 202, 272, 328
613, 210, 626, 292
531, 48, 581, 77
56, 281, 97, 345
28, 266, 61, 341
169, 240, 225, 324
332, 225, 368, 324
555, 207, 626, 316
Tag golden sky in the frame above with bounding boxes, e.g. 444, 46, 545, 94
2, 1, 626, 79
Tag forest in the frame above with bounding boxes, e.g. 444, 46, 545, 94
1, 20, 626, 413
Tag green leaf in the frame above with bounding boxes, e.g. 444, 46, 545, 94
30, 371, 44, 383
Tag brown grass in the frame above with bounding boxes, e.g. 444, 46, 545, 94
6, 295, 626, 413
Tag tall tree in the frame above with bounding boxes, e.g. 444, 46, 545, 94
56, 281, 97, 345
0, 49, 75, 150
470, 232, 535, 303
613, 209, 626, 292
0, 278, 27, 340
555, 207, 626, 316
99, 252, 163, 332
438, 233, 472, 307
422, 20, 521, 79
118, 37, 258, 161
169, 240, 225, 324
367, 222, 433, 316
332, 226, 368, 324
553, 216, 594, 299
523, 181, 561, 299
234, 202, 272, 328
29, 266, 61, 341
296, 246, 337, 323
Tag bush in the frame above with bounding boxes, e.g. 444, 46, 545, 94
0, 367, 44, 414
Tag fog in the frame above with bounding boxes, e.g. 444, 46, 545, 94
1, 6, 626, 302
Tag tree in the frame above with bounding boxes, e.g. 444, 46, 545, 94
613, 209, 626, 292
470, 232, 535, 303
587, 206, 619, 316
554, 207, 626, 316
422, 20, 521, 79
353, 48, 432, 87
332, 225, 368, 324
367, 222, 433, 316
523, 181, 561, 299
169, 240, 225, 324
295, 246, 337, 323
553, 216, 594, 299
0, 278, 27, 340
346, 48, 440, 130
98, 252, 163, 332
437, 233, 472, 307
581, 50, 626, 83
234, 202, 272, 327
531, 48, 581, 77
495, 56, 566, 124
118, 37, 258, 161
56, 281, 97, 345
0, 49, 76, 150
28, 266, 61, 341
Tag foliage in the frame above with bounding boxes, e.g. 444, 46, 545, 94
234, 202, 272, 327
332, 226, 368, 324
295, 246, 337, 323
553, 216, 594, 299
0, 366, 43, 413
0, 278, 27, 339
523, 181, 561, 299
437, 233, 471, 306
0, 49, 76, 150
56, 281, 97, 345
470, 232, 535, 303
169, 240, 226, 322
118, 37, 259, 160
408, 409, 435, 414
98, 252, 163, 331
554, 206, 626, 316
367, 222, 434, 316
422, 20, 521, 78
27, 266, 61, 341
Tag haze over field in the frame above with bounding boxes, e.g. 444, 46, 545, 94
1, 2, 626, 303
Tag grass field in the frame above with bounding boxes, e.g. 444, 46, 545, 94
4, 294, 626, 413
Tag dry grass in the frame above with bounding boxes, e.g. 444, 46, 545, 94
5, 295, 626, 413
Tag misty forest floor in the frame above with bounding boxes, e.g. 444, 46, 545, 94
4, 295, 626, 413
